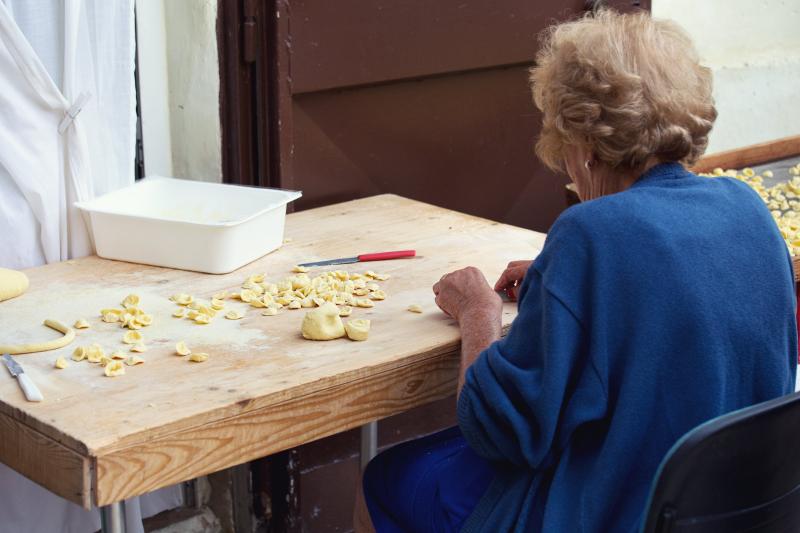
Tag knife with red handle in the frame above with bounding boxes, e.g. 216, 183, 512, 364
298, 250, 416, 268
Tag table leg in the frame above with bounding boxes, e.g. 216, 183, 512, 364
182, 478, 199, 508
360, 421, 378, 470
100, 501, 127, 533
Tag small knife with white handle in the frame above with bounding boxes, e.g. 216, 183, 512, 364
2, 354, 43, 402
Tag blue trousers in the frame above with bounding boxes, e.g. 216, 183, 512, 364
362, 426, 494, 533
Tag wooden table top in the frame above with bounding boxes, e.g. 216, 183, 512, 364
0, 194, 545, 508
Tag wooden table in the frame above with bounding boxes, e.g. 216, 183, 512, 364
0, 194, 545, 530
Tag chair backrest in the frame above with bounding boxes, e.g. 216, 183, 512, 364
641, 391, 800, 533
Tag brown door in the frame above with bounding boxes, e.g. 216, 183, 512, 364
221, 0, 650, 232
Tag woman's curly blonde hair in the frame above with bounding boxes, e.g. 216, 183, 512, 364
531, 9, 717, 172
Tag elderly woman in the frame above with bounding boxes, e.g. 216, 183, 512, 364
354, 9, 797, 533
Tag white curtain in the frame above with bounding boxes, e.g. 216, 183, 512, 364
0, 0, 137, 268
0, 0, 183, 531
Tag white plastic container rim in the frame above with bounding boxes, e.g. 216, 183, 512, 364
75, 176, 302, 228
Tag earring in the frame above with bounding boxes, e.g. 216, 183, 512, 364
585, 160, 593, 170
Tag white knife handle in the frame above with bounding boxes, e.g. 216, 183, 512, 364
18, 373, 43, 402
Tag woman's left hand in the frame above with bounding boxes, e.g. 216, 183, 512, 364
432, 267, 501, 322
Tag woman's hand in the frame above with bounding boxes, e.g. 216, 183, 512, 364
432, 267, 501, 322
494, 260, 533, 300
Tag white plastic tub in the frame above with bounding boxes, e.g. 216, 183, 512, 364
76, 176, 302, 274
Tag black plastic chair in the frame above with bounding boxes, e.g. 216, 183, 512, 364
641, 390, 800, 533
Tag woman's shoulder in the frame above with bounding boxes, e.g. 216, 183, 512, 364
539, 172, 779, 269
555, 172, 770, 232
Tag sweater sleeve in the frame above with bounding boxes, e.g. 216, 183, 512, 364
457, 267, 608, 469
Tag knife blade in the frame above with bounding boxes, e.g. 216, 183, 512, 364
299, 250, 416, 268
2, 354, 43, 402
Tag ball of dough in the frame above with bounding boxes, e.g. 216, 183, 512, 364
0, 268, 29, 302
301, 303, 346, 341
345, 319, 371, 341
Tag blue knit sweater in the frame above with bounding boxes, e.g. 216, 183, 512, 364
458, 163, 797, 532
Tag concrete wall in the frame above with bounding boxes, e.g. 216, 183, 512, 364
652, 0, 800, 154
163, 0, 221, 182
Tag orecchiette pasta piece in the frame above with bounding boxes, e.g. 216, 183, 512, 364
131, 343, 147, 353
225, 310, 244, 320
110, 351, 127, 360
262, 307, 278, 316
240, 289, 257, 303
197, 305, 216, 317
338, 306, 353, 317
264, 283, 279, 295
74, 318, 90, 329
194, 314, 211, 325
345, 319, 371, 341
407, 304, 423, 313
122, 330, 143, 344
54, 357, 68, 369
189, 353, 209, 362
105, 361, 125, 377
175, 341, 191, 356
122, 294, 140, 308
87, 343, 105, 363
125, 355, 145, 366
72, 346, 87, 362
171, 293, 193, 305
292, 276, 311, 290
172, 308, 186, 318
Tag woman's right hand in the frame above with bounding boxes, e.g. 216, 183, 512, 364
494, 260, 533, 300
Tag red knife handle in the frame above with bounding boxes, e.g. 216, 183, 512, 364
358, 250, 416, 262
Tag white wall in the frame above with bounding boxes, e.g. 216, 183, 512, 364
135, 0, 173, 177
652, 0, 800, 154
163, 0, 221, 182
